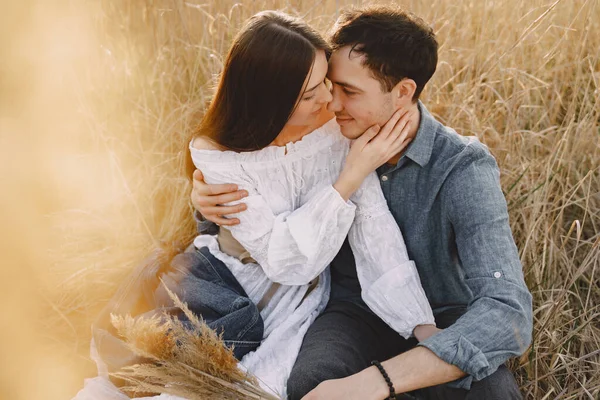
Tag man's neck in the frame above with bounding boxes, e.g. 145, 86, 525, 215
385, 102, 421, 166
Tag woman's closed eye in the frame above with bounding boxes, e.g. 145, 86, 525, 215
302, 79, 330, 101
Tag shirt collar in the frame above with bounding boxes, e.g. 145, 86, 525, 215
400, 101, 438, 168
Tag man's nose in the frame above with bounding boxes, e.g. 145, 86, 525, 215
327, 91, 342, 113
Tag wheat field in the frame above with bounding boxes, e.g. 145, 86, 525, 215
0, 0, 598, 399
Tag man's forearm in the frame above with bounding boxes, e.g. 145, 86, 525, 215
384, 346, 465, 393
357, 346, 465, 398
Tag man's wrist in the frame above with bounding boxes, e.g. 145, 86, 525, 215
355, 365, 391, 400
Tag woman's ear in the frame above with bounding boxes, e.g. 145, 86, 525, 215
393, 78, 417, 108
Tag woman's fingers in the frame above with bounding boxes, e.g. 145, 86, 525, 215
193, 190, 248, 207
396, 114, 413, 143
381, 110, 415, 159
386, 110, 414, 143
375, 108, 408, 142
190, 168, 247, 227
192, 168, 238, 196
390, 136, 413, 157
201, 204, 247, 218
198, 182, 240, 196
206, 215, 241, 226
192, 168, 204, 182
355, 124, 381, 147
388, 121, 413, 155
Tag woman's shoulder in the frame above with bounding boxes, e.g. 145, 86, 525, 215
189, 134, 283, 167
188, 115, 347, 166
190, 136, 223, 151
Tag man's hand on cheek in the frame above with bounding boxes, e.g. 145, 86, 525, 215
191, 169, 248, 226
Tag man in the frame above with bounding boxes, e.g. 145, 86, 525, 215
191, 5, 532, 400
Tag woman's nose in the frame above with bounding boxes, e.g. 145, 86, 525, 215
319, 83, 333, 104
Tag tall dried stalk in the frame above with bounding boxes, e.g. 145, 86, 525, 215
2, 0, 597, 399
111, 286, 280, 399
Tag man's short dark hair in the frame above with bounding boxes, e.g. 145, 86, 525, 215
329, 5, 438, 100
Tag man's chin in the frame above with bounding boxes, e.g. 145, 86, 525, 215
339, 124, 363, 140
336, 118, 360, 139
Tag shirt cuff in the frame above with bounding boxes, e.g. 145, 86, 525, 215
418, 329, 491, 389
362, 260, 435, 339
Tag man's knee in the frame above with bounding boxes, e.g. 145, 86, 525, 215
468, 365, 522, 400
287, 358, 356, 400
287, 364, 319, 400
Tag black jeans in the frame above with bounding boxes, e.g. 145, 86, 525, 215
287, 300, 522, 400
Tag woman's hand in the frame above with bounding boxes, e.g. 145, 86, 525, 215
334, 108, 416, 200
413, 324, 442, 342
190, 169, 248, 226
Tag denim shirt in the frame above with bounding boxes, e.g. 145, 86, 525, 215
330, 102, 533, 389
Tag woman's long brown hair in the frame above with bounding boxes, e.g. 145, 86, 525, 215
196, 11, 330, 152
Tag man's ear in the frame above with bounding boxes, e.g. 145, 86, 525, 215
392, 78, 417, 107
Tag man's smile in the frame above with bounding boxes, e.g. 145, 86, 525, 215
335, 115, 354, 125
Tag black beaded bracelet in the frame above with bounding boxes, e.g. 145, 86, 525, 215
371, 360, 397, 400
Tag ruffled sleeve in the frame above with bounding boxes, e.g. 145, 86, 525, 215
348, 172, 435, 338
190, 157, 356, 286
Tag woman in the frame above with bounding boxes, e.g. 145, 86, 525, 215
186, 10, 434, 397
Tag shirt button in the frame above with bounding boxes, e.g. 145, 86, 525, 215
381, 175, 388, 182
493, 271, 502, 278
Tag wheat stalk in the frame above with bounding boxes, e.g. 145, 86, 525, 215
110, 285, 280, 399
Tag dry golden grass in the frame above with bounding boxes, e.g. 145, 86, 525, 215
0, 0, 598, 399
110, 288, 278, 399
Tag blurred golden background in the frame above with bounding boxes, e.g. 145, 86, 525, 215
0, 0, 598, 398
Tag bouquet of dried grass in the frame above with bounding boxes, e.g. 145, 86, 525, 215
110, 286, 280, 400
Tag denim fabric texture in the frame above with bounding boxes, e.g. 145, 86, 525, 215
93, 243, 263, 374
176, 246, 264, 359
330, 102, 533, 389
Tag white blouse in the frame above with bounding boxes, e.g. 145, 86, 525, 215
189, 118, 434, 396
74, 119, 435, 400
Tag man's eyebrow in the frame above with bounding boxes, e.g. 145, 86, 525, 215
332, 80, 362, 91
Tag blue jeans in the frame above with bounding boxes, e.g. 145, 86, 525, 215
175, 246, 264, 359
93, 244, 263, 374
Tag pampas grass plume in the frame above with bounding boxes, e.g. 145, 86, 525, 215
110, 285, 279, 400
